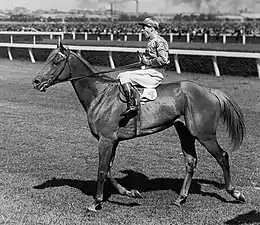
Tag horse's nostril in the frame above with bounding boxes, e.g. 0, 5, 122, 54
33, 78, 41, 85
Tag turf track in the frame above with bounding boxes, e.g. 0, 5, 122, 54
0, 59, 259, 224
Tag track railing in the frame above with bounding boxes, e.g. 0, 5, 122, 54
0, 42, 260, 78
0, 31, 259, 44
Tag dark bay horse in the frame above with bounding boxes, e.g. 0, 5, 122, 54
32, 42, 246, 212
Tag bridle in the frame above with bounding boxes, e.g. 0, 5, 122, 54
47, 49, 142, 85
46, 51, 72, 85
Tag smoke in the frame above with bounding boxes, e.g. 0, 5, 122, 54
76, 0, 260, 14
76, 0, 109, 10
165, 0, 260, 14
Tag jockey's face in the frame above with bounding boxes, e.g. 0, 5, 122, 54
141, 25, 153, 38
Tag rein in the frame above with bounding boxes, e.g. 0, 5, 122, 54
48, 50, 141, 85
66, 61, 141, 82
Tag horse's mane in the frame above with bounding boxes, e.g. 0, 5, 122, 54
70, 51, 98, 73
70, 50, 118, 83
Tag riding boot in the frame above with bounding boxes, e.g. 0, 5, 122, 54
120, 82, 138, 116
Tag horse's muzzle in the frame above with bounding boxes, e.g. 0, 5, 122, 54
32, 77, 50, 92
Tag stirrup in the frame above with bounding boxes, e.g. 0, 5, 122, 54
120, 106, 138, 116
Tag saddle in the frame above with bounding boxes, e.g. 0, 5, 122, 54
118, 83, 159, 136
118, 83, 158, 105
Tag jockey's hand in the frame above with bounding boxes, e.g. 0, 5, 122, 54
141, 55, 150, 65
137, 51, 143, 62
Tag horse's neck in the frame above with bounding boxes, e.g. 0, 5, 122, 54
70, 61, 115, 110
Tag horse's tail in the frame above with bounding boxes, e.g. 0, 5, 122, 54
210, 89, 245, 151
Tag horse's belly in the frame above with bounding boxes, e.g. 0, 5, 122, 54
140, 101, 181, 130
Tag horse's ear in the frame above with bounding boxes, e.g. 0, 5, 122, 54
57, 40, 66, 53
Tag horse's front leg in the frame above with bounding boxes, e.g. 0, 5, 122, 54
87, 137, 115, 212
107, 144, 142, 199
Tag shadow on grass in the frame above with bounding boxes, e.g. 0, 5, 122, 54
224, 210, 260, 224
34, 169, 234, 206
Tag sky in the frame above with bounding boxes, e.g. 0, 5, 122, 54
1, 0, 260, 14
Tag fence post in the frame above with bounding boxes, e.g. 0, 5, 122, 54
72, 32, 76, 40
28, 48, 35, 63
77, 50, 82, 57
170, 33, 173, 42
186, 33, 190, 43
212, 56, 220, 77
84, 32, 88, 40
174, 54, 181, 74
124, 34, 127, 41
242, 34, 246, 44
256, 59, 260, 79
223, 34, 226, 44
138, 33, 142, 42
204, 33, 208, 43
7, 47, 13, 61
10, 35, 13, 44
33, 35, 36, 44
108, 51, 115, 69
110, 33, 114, 41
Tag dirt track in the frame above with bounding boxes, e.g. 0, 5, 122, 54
0, 59, 259, 225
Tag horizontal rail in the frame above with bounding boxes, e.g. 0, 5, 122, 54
0, 42, 145, 52
169, 49, 260, 58
0, 31, 260, 45
1, 42, 260, 58
0, 42, 259, 78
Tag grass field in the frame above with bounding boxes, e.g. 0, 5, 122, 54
0, 59, 259, 225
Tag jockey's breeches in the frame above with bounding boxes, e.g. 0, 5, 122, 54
117, 68, 164, 88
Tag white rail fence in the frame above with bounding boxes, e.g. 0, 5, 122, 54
0, 42, 260, 78
0, 31, 258, 44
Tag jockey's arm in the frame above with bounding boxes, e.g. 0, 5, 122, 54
149, 47, 169, 67
143, 41, 169, 67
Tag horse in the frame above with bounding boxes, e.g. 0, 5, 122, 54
32, 41, 246, 212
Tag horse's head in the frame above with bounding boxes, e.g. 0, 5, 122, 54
32, 41, 73, 92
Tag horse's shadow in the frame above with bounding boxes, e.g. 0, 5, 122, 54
224, 210, 260, 224
33, 169, 231, 206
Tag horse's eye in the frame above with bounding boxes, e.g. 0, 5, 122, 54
52, 60, 59, 66
53, 56, 62, 66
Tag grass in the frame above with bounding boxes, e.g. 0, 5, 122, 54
0, 59, 259, 224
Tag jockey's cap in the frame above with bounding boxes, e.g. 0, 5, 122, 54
138, 18, 159, 30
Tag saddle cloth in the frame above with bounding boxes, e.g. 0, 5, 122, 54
118, 83, 158, 104
140, 88, 157, 102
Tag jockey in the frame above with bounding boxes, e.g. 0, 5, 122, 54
118, 17, 170, 116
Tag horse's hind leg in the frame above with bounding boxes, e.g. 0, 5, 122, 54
173, 121, 197, 207
198, 137, 245, 202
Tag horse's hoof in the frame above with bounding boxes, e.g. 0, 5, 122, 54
125, 189, 143, 198
172, 201, 181, 207
238, 193, 246, 203
87, 202, 101, 212
232, 190, 245, 203
131, 189, 143, 198
173, 196, 186, 207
